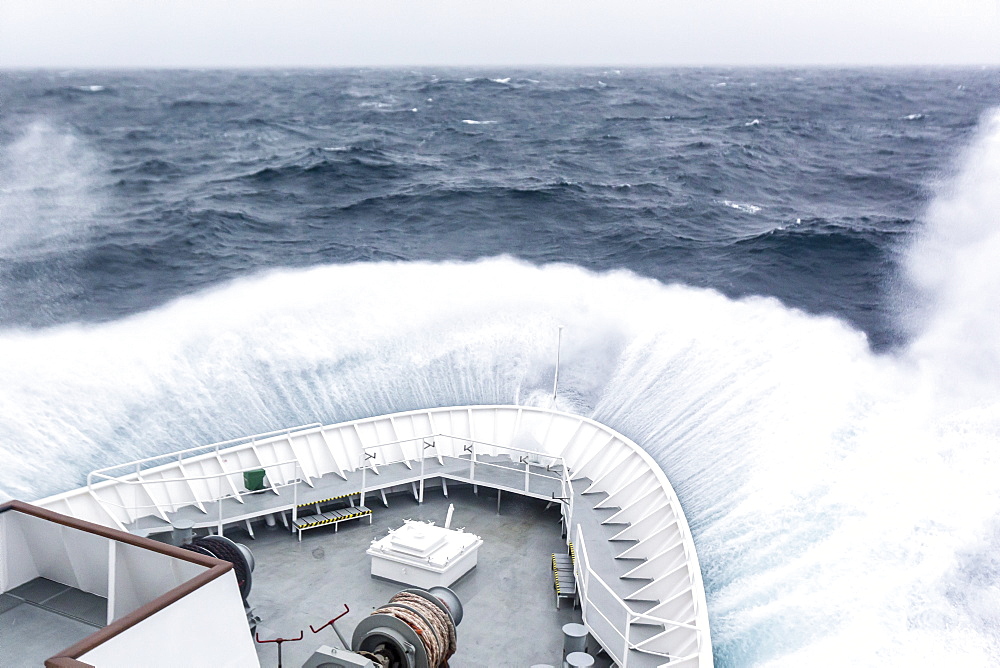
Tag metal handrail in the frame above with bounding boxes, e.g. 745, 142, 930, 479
455, 456, 561, 478
87, 423, 321, 485
574, 524, 702, 665
86, 423, 574, 542
90, 458, 301, 488
360, 432, 567, 462
89, 459, 302, 507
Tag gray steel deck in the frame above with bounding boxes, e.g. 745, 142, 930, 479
229, 483, 609, 668
1, 578, 108, 668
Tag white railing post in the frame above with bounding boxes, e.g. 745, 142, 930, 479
623, 612, 632, 667
106, 540, 117, 624
361, 456, 367, 507
292, 467, 299, 531
419, 444, 425, 504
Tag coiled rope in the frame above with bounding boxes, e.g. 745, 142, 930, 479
370, 591, 457, 668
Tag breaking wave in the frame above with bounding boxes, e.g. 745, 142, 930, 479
1, 71, 999, 667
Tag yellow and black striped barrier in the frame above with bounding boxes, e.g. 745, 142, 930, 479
552, 548, 577, 609
296, 491, 359, 509
293, 505, 372, 541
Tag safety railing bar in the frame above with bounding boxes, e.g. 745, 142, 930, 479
436, 435, 567, 459
362, 449, 564, 479
88, 423, 321, 480
575, 525, 702, 635
90, 459, 301, 486
361, 432, 566, 463
94, 477, 308, 514
628, 610, 701, 632
583, 606, 628, 666
456, 457, 563, 478
91, 429, 565, 487
94, 475, 308, 513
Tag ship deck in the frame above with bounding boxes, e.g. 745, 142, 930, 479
233, 482, 610, 668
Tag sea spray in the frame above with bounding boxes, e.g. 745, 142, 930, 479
0, 121, 110, 324
0, 121, 104, 257
904, 109, 1000, 403
0, 246, 998, 665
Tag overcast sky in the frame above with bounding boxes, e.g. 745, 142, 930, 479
2, 0, 999, 68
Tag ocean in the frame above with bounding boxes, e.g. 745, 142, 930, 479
1, 68, 999, 665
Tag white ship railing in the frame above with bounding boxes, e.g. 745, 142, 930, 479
38, 405, 711, 667
357, 433, 569, 506
86, 459, 306, 536
575, 524, 702, 667
84, 430, 569, 538
87, 423, 321, 486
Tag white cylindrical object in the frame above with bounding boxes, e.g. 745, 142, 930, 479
171, 519, 194, 546
562, 623, 588, 658
444, 503, 455, 529
565, 652, 595, 668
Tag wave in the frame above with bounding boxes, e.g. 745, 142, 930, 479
3, 111, 1000, 662
332, 180, 590, 214
0, 226, 997, 666
109, 158, 184, 179
463, 76, 513, 85
41, 85, 115, 99
605, 115, 676, 123
721, 200, 762, 214
169, 98, 241, 109
735, 217, 908, 261
237, 146, 411, 183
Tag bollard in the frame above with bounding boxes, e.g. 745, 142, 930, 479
170, 518, 194, 546
562, 622, 588, 658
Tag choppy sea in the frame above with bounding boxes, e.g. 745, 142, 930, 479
2, 68, 1000, 666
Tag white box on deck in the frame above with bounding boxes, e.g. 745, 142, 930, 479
367, 520, 482, 589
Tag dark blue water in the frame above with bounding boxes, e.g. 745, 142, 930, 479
3, 69, 1000, 667
2, 68, 997, 346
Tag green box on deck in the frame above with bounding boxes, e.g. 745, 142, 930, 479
244, 468, 267, 491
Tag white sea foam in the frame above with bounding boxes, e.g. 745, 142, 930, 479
460, 120, 497, 125
745, 119, 761, 126
722, 200, 762, 214
902, 108, 1000, 402
2, 110, 1000, 667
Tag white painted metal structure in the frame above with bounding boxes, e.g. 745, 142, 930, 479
0, 503, 258, 667
36, 405, 713, 667
368, 519, 483, 588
